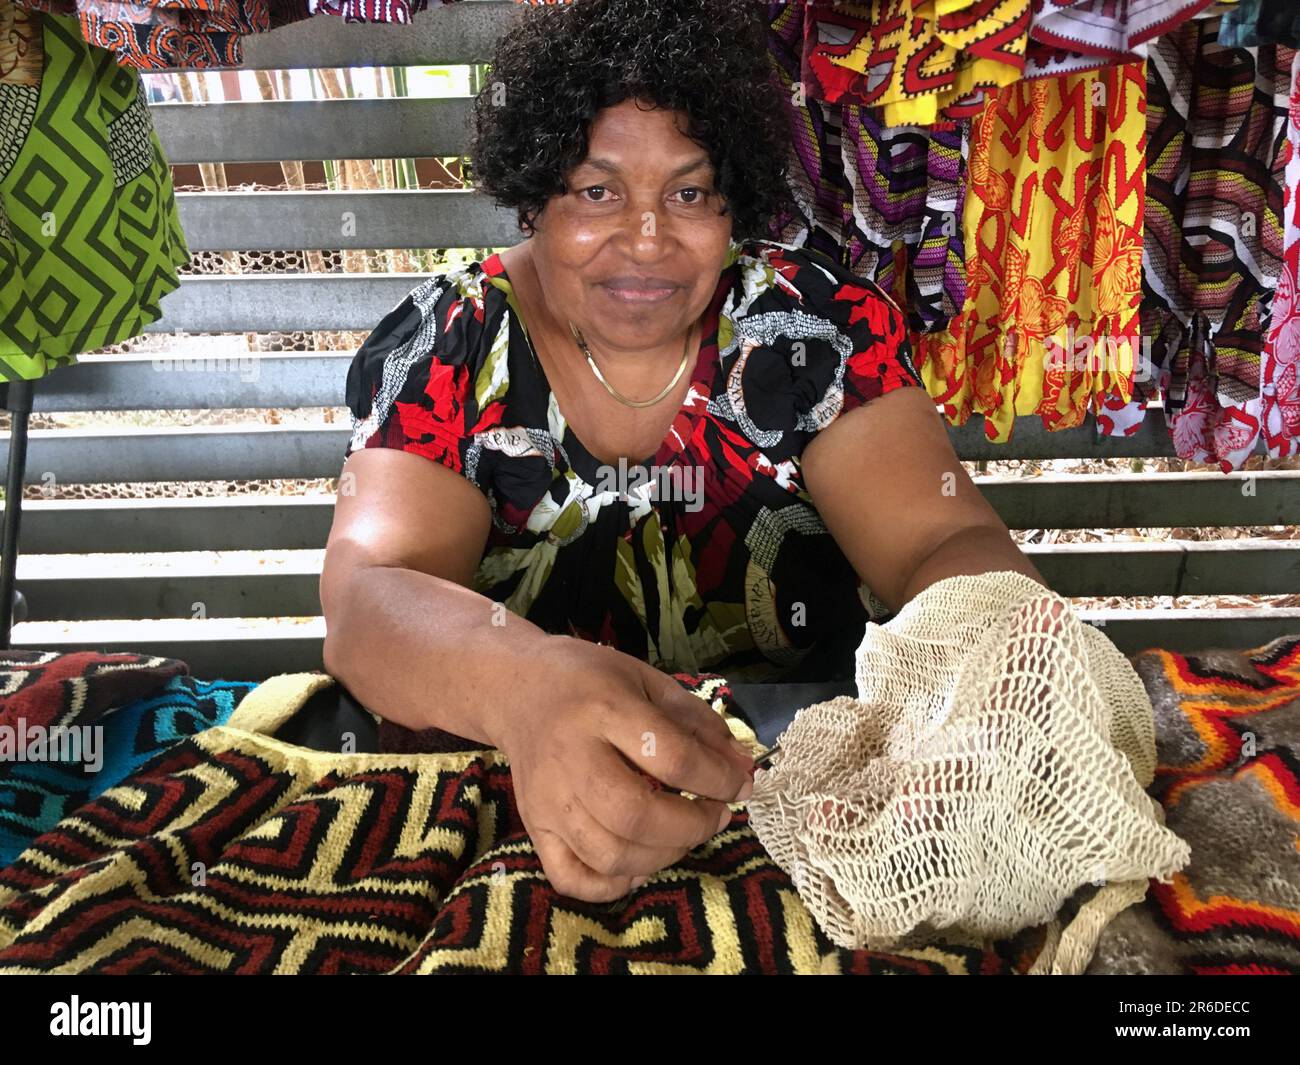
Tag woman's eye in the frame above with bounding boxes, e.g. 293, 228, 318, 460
675, 187, 708, 204
580, 186, 611, 202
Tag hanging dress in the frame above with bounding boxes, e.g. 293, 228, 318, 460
916, 61, 1149, 442
799, 0, 1033, 126
1025, 0, 1217, 79
13, 0, 302, 68
0, 3, 189, 379
1115, 17, 1294, 469
1258, 46, 1300, 459
768, 0, 970, 339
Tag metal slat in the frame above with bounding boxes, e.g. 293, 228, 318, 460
177, 190, 518, 252
18, 568, 322, 622
0, 427, 344, 484
143, 275, 422, 333
153, 97, 473, 164
9, 474, 1299, 555
7, 498, 334, 553
977, 471, 1298, 529
0, 417, 1200, 483
38, 353, 352, 412
1074, 609, 1300, 655
952, 415, 1236, 460
1023, 541, 1300, 597
218, 0, 514, 71
11, 627, 325, 679
13, 541, 1296, 620
14, 610, 1300, 678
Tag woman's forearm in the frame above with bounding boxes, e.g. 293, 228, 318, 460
322, 563, 558, 746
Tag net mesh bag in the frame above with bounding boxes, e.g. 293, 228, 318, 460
747, 570, 1191, 973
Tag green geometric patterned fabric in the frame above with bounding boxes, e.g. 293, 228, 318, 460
0, 7, 189, 380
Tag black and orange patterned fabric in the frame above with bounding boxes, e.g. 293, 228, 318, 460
345, 239, 924, 683
13, 0, 457, 69
1090, 634, 1300, 975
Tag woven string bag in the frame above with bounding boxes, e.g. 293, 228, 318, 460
747, 570, 1191, 974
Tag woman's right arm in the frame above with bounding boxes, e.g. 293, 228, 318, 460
319, 447, 754, 901
320, 446, 550, 746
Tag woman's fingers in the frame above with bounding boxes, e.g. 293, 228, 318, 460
584, 739, 737, 848
562, 790, 695, 878
600, 691, 753, 806
531, 825, 633, 903
531, 777, 730, 901
640, 667, 751, 762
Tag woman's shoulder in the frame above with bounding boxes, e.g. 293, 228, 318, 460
344, 256, 516, 447
358, 256, 509, 370
714, 239, 924, 452
726, 238, 906, 327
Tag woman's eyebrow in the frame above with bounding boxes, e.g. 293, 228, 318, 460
578, 155, 713, 180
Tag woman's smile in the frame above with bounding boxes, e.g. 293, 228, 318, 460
598, 275, 682, 306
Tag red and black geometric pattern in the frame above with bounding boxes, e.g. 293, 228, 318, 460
0, 673, 1043, 974
0, 649, 189, 733
2, 640, 1298, 975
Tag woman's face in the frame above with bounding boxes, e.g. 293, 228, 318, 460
528, 98, 735, 355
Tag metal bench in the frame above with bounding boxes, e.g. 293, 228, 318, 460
3, 0, 1298, 679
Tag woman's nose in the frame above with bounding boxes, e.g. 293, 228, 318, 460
619, 199, 673, 257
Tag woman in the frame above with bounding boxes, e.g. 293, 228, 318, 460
321, 0, 1045, 903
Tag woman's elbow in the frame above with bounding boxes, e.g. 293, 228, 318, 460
319, 552, 363, 680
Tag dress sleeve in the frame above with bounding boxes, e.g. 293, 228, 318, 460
343, 273, 501, 484
733, 245, 927, 459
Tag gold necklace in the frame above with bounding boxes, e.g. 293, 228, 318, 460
568, 320, 693, 409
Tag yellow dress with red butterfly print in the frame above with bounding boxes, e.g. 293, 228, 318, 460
917, 61, 1147, 442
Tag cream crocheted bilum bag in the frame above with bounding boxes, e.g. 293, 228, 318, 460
746, 570, 1191, 975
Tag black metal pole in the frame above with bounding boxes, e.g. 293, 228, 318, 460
0, 378, 34, 648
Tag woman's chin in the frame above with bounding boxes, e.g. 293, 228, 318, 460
584, 298, 687, 345
591, 323, 685, 353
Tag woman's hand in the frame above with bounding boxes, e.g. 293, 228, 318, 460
493, 635, 755, 903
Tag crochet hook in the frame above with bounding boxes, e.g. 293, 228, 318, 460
752, 743, 781, 769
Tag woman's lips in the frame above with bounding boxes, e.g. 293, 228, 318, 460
600, 279, 680, 304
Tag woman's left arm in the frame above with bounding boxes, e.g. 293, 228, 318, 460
801, 387, 1048, 614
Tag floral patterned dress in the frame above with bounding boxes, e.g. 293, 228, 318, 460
344, 238, 924, 682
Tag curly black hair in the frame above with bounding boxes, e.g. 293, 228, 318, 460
468, 0, 796, 241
